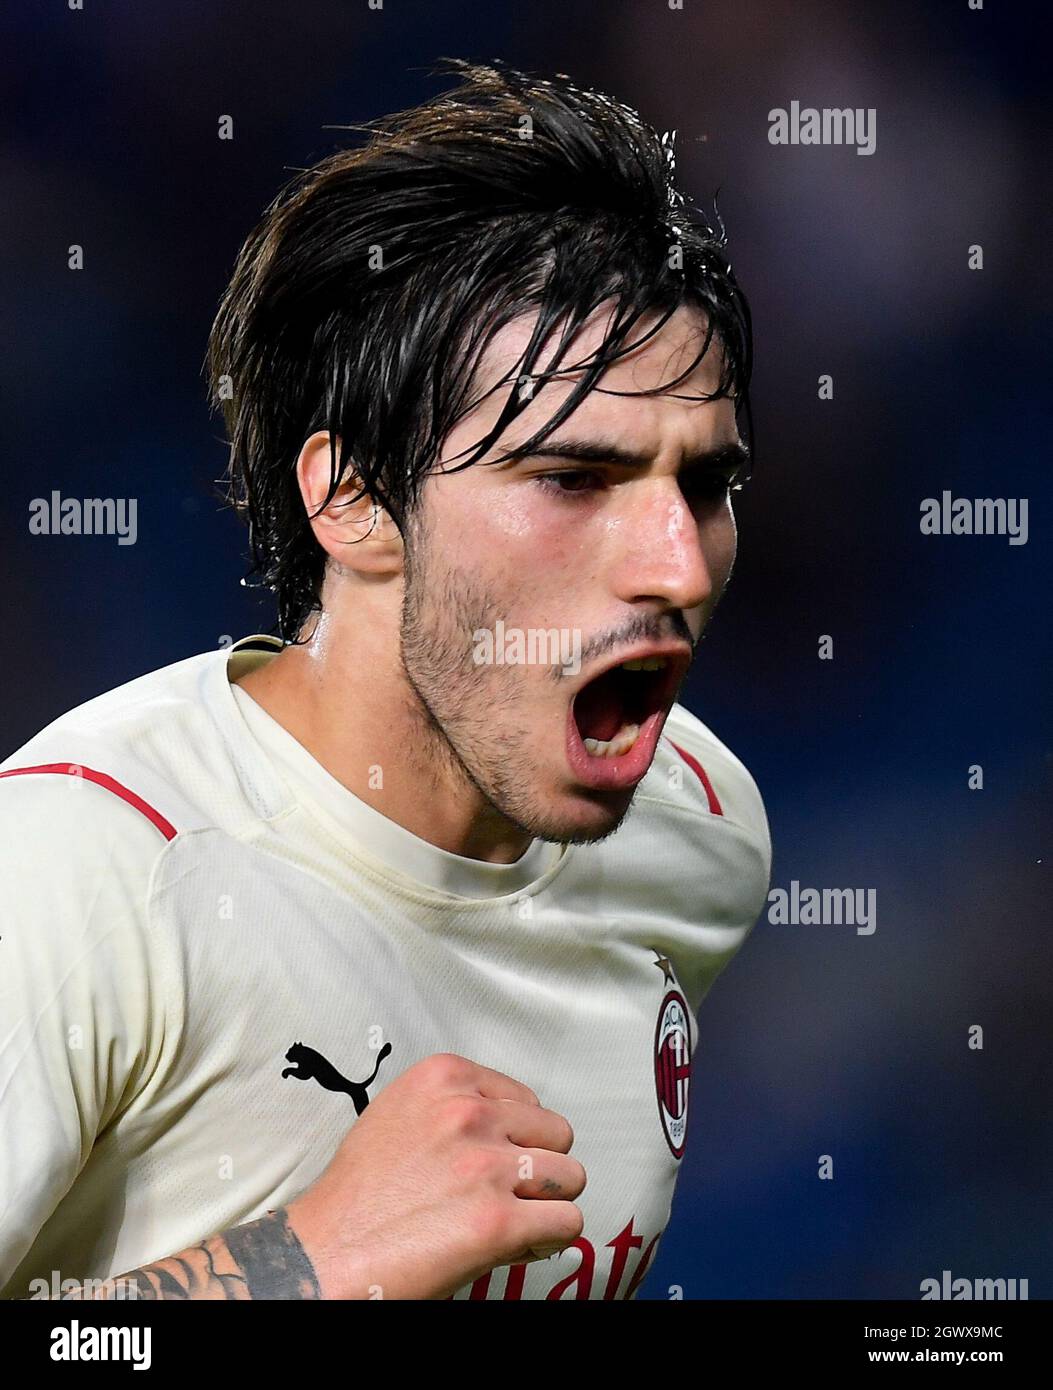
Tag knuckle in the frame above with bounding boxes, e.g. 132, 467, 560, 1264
451, 1146, 500, 1188
472, 1201, 514, 1255
441, 1092, 488, 1137
421, 1052, 470, 1087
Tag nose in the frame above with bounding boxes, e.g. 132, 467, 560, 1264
609, 480, 719, 615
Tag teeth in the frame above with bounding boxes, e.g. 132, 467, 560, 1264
584, 723, 641, 759
620, 657, 668, 671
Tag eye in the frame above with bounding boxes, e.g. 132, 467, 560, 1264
535, 469, 604, 498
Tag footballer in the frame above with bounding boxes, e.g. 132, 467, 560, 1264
0, 59, 771, 1301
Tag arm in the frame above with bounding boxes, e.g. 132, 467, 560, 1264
0, 773, 332, 1303
46, 1208, 322, 1301
0, 775, 171, 1297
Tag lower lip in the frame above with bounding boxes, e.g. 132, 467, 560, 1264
565, 702, 669, 791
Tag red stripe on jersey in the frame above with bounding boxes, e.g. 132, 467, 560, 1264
0, 763, 178, 841
666, 740, 723, 816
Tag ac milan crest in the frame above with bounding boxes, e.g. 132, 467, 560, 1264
653, 990, 691, 1158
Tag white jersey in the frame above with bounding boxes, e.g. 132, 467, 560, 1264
0, 635, 771, 1300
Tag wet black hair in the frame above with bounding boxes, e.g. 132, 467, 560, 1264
205, 56, 752, 642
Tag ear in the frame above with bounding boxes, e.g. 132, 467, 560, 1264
296, 431, 403, 576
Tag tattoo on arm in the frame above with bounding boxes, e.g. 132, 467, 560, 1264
57, 1208, 322, 1301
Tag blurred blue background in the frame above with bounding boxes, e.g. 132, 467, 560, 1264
3, 0, 1049, 1298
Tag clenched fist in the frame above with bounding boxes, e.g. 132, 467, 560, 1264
286, 1052, 587, 1299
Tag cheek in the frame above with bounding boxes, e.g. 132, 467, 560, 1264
459, 488, 579, 587
483, 490, 538, 541
430, 481, 538, 554
440, 472, 619, 626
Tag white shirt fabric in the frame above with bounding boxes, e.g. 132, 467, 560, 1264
0, 634, 771, 1300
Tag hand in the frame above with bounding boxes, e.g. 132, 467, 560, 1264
286, 1051, 586, 1300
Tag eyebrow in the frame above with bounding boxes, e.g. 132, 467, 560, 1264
501, 437, 752, 477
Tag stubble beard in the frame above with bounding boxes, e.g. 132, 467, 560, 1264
397, 526, 635, 848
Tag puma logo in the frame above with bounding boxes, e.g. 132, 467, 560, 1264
281, 1041, 392, 1115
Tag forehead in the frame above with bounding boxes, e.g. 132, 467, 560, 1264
447, 300, 733, 461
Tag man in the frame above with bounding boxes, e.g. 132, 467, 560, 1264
0, 58, 770, 1301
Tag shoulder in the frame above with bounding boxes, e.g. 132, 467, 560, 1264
0, 765, 173, 942
0, 763, 181, 1090
0, 763, 184, 1281
0, 639, 289, 843
648, 701, 772, 859
0, 689, 213, 1097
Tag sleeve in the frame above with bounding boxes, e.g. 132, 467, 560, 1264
0, 772, 171, 1292
648, 705, 774, 1011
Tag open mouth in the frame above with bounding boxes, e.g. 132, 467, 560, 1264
572, 656, 676, 759
564, 647, 689, 793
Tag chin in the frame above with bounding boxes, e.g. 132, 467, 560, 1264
526, 786, 636, 846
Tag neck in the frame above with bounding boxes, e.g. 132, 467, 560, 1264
233, 600, 535, 865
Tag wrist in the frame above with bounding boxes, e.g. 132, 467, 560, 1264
283, 1196, 356, 1301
